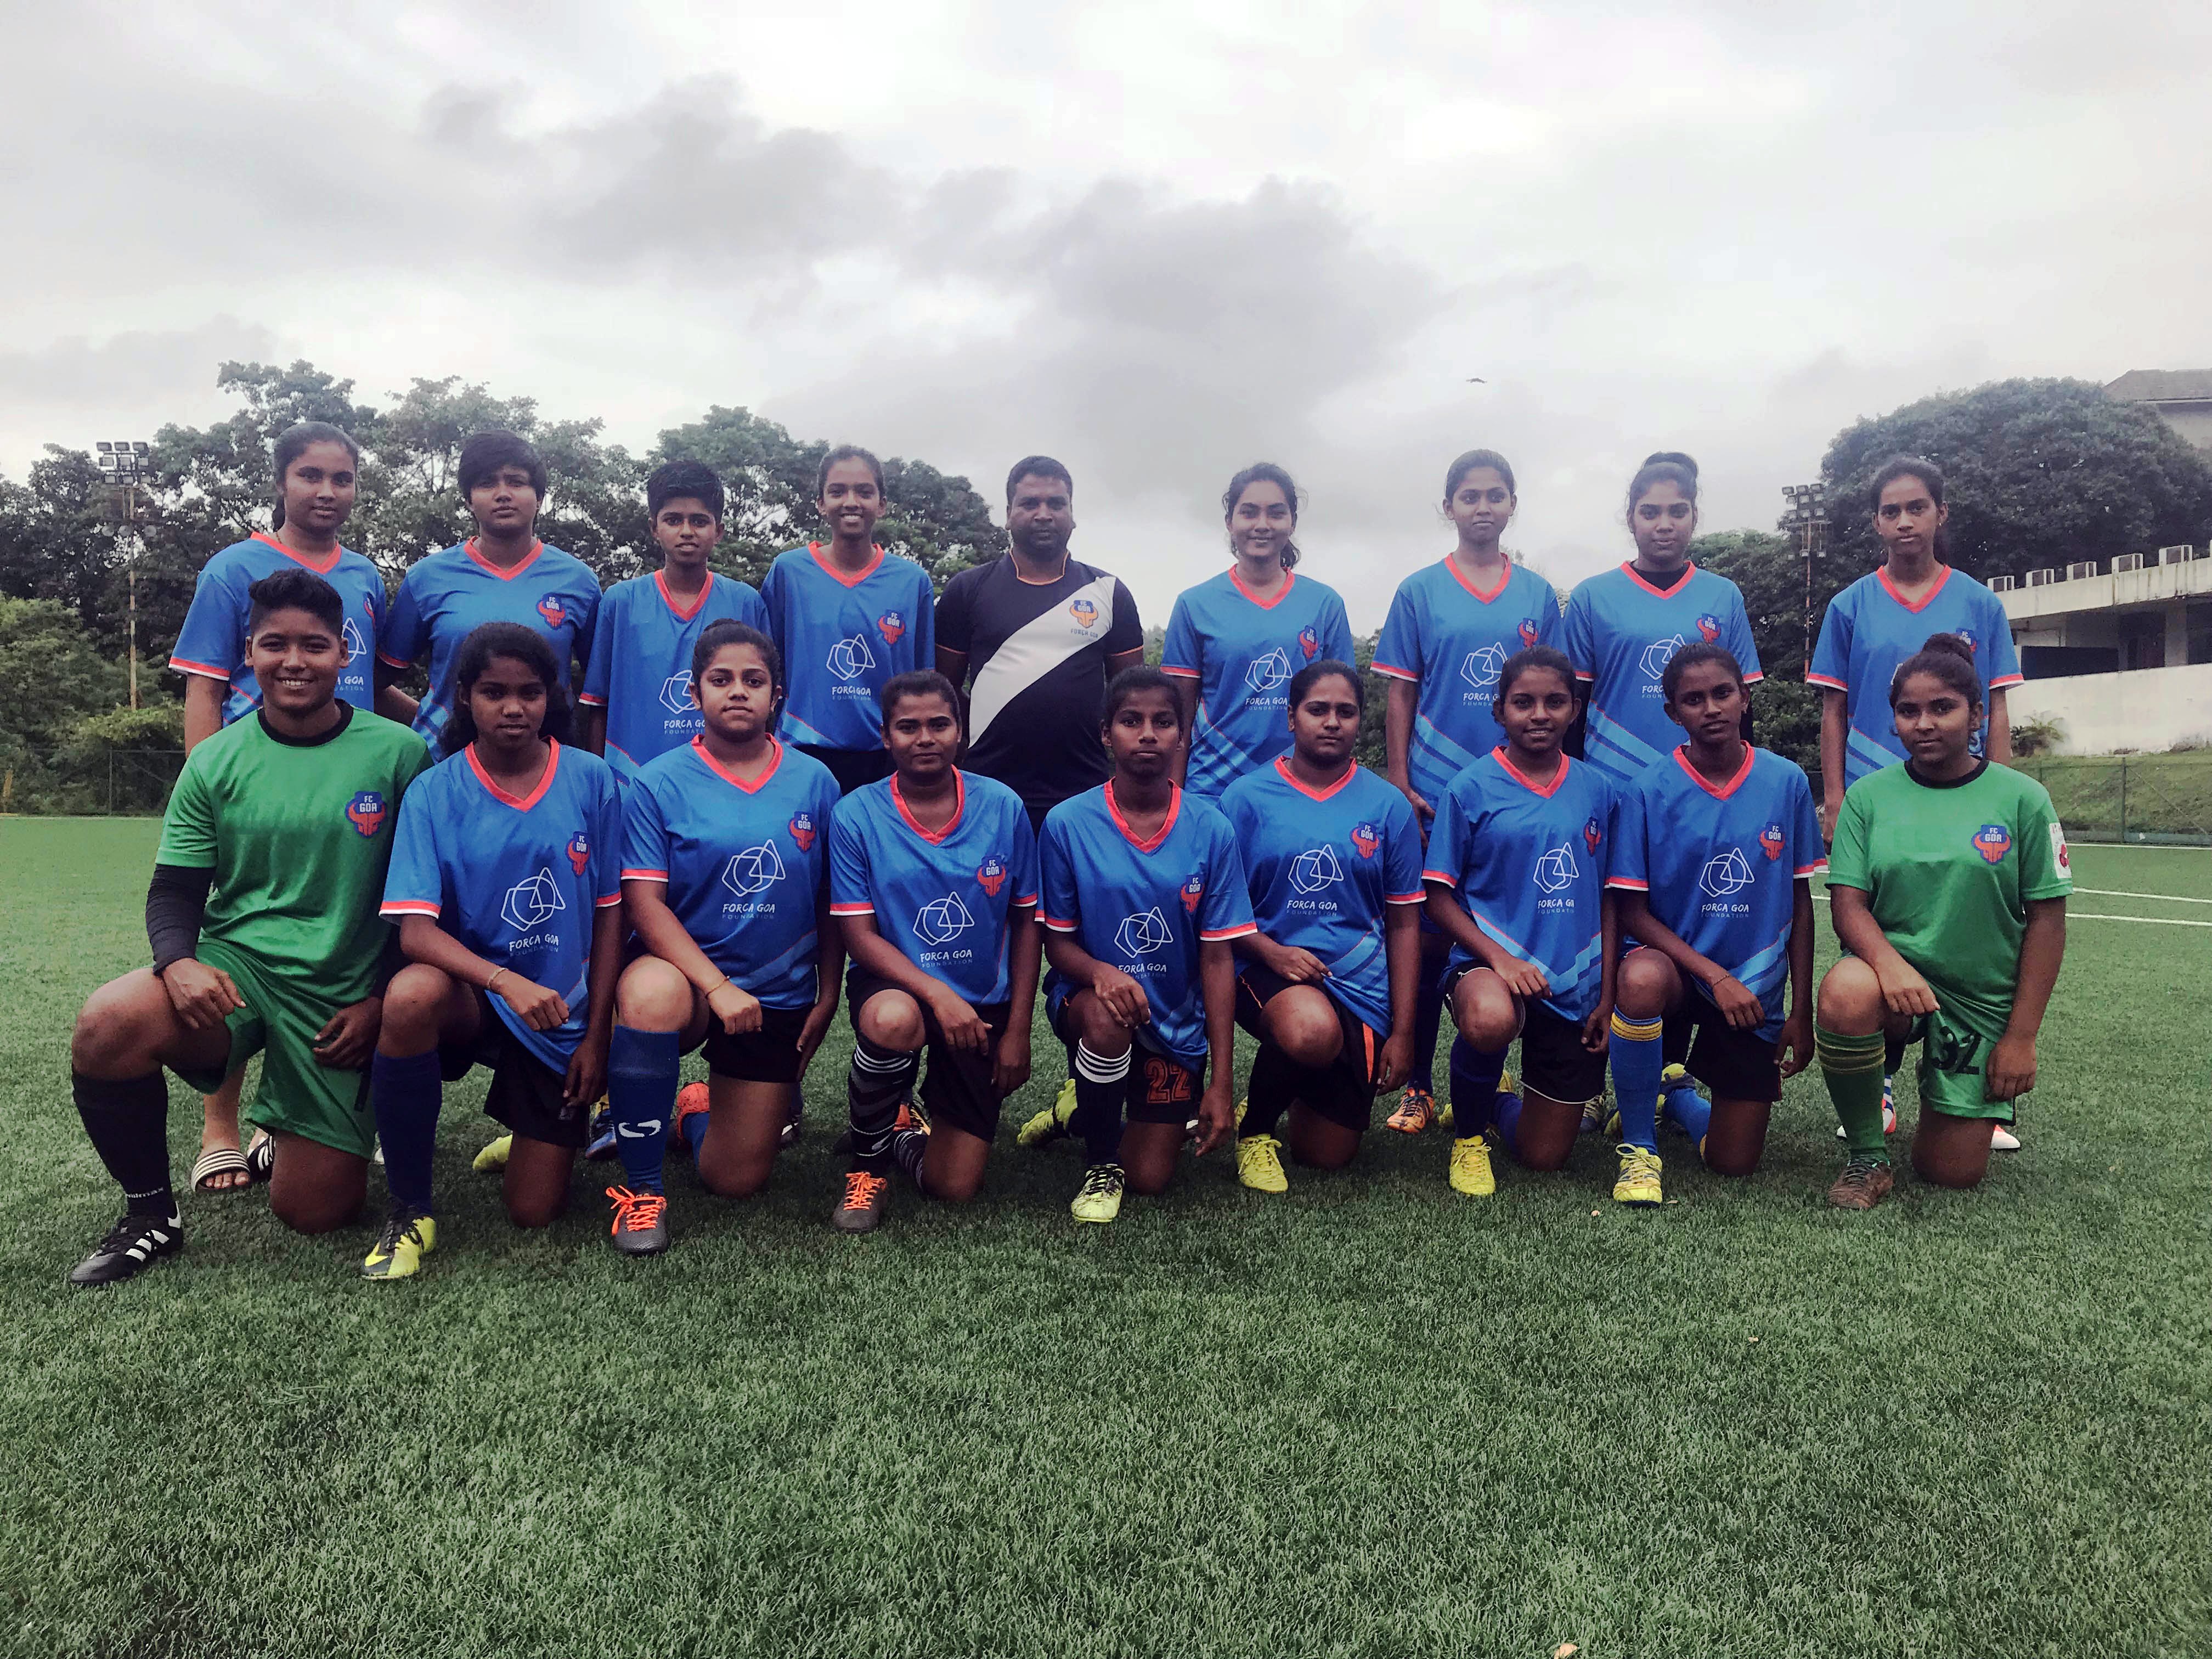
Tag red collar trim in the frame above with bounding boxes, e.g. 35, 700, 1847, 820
466, 738, 560, 811
1673, 743, 1755, 799
690, 735, 782, 794
1621, 560, 1695, 599
1104, 780, 1181, 852
465, 537, 546, 581
1492, 746, 1570, 799
1445, 555, 1511, 603
1272, 754, 1358, 802
250, 531, 343, 575
1228, 566, 1296, 610
1876, 562, 1952, 613
891, 768, 964, 843
656, 568, 714, 620
808, 541, 885, 588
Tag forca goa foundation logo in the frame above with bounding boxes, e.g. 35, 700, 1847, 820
500, 867, 567, 934
1639, 635, 1689, 682
720, 842, 786, 898
1533, 841, 1581, 894
1291, 844, 1345, 893
1701, 848, 1756, 896
1246, 649, 1292, 692
1460, 643, 1507, 694
657, 671, 695, 715
341, 618, 368, 666
915, 891, 975, 946
828, 633, 877, 682
1116, 906, 1174, 957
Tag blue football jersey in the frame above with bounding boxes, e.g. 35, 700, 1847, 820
1424, 750, 1615, 1023
620, 737, 839, 1009
1607, 747, 1825, 1040
170, 534, 388, 723
760, 544, 936, 753
1373, 558, 1562, 807
381, 740, 622, 1071
1218, 760, 1424, 1038
1161, 569, 1354, 799
380, 540, 602, 754
1809, 566, 2023, 786
1037, 784, 1256, 1066
828, 769, 1037, 1007
1561, 564, 1762, 786
580, 571, 770, 787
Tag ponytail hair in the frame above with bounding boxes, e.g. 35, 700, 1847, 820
270, 421, 360, 532
1888, 633, 1980, 711
439, 622, 572, 756
1626, 451, 1699, 518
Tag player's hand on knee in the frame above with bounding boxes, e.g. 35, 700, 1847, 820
1498, 960, 1549, 1002
159, 959, 245, 1030
1260, 940, 1329, 985
1875, 961, 1938, 1019
992, 1028, 1032, 1097
312, 996, 382, 1069
928, 988, 989, 1053
1986, 1032, 2036, 1102
499, 977, 569, 1031
708, 981, 762, 1036
1090, 966, 1149, 1027
1711, 974, 1763, 1030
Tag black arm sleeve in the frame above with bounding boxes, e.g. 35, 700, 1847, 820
146, 864, 215, 975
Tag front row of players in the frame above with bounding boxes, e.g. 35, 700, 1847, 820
64, 568, 2070, 1284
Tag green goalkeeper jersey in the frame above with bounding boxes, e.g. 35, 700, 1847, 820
156, 706, 432, 1005
1827, 759, 2073, 1036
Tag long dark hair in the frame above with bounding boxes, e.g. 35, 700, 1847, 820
270, 422, 360, 532
1223, 461, 1302, 569
439, 622, 573, 755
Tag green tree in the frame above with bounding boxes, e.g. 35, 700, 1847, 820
0, 596, 131, 810
1692, 528, 1823, 787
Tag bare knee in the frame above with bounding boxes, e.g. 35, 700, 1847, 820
617, 957, 695, 1030
1615, 950, 1677, 1020
1267, 996, 1342, 1069
71, 975, 165, 1076
700, 1160, 769, 1200
507, 1193, 566, 1228
929, 1167, 984, 1204
1074, 994, 1133, 1056
1124, 1157, 1175, 1195
858, 992, 926, 1052
272, 1186, 360, 1234
1451, 977, 1519, 1052
1816, 958, 1885, 1035
381, 964, 454, 1050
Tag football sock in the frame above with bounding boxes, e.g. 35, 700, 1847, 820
370, 1050, 442, 1215
1411, 953, 1447, 1092
1668, 1081, 1713, 1146
847, 1037, 918, 1167
73, 1071, 175, 1217
1491, 1086, 1526, 1158
1072, 1040, 1131, 1166
1607, 1012, 1665, 1152
607, 1026, 678, 1197
1819, 1026, 1890, 1161
1884, 1031, 1907, 1076
1241, 1044, 1300, 1141
679, 1110, 710, 1156
889, 1126, 930, 1194
1448, 1037, 1507, 1138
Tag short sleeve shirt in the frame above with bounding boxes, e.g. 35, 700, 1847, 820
1160, 568, 1354, 799
580, 571, 769, 787
1561, 563, 1762, 786
170, 535, 390, 722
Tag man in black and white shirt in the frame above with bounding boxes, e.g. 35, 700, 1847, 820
936, 456, 1146, 835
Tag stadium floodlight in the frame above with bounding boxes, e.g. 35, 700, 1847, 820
1785, 480, 1831, 675
102, 439, 153, 708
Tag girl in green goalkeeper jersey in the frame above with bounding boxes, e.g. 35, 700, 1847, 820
1815, 634, 2070, 1210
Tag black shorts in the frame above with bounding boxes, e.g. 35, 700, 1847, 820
1663, 1000, 1784, 1103
845, 965, 1011, 1141
1235, 963, 1383, 1132
1440, 964, 1607, 1104
797, 743, 891, 797
441, 991, 586, 1149
697, 1003, 811, 1086
1045, 981, 1204, 1126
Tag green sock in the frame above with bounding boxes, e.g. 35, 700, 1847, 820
1816, 1026, 1890, 1163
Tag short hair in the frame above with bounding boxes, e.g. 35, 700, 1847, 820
1492, 645, 1579, 713
691, 619, 780, 687
648, 458, 725, 522
1286, 658, 1362, 712
1889, 632, 1981, 709
1627, 452, 1699, 516
457, 430, 548, 499
439, 622, 572, 756
1443, 448, 1515, 501
815, 444, 885, 499
1660, 641, 1746, 703
1222, 462, 1302, 569
879, 669, 962, 726
245, 568, 344, 635
1005, 455, 1074, 507
1103, 664, 1181, 726
270, 422, 359, 531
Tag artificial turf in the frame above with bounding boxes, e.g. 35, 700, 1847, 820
2, 816, 2207, 1658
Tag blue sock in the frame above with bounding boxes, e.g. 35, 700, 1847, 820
680, 1108, 710, 1156
1493, 1087, 1526, 1159
1412, 955, 1447, 1092
1666, 1075, 1712, 1144
1448, 1037, 1507, 1138
1608, 1012, 1664, 1152
371, 1050, 442, 1215
608, 1026, 680, 1195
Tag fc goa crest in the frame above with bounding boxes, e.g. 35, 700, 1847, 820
1068, 598, 1098, 628
1695, 613, 1720, 643
346, 791, 386, 838
1955, 629, 1978, 656
878, 611, 906, 647
1517, 618, 1539, 649
788, 811, 816, 853
1181, 872, 1205, 914
567, 830, 590, 875
1972, 824, 2012, 864
1297, 625, 1320, 661
976, 855, 1008, 898
537, 595, 567, 629
1583, 816, 1603, 856
1759, 823, 1785, 862
1350, 821, 1381, 860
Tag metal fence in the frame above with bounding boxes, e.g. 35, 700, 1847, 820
2012, 753, 2212, 845
98, 749, 187, 816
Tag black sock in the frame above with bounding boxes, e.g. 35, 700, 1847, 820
847, 1037, 918, 1166
1073, 1041, 1131, 1166
1242, 1044, 1301, 1141
74, 1071, 176, 1217
1412, 956, 1446, 1093
890, 1126, 930, 1194
1884, 1031, 1907, 1076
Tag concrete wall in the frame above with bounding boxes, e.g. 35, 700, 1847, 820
2147, 402, 2212, 450
2000, 555, 2212, 625
2008, 660, 2212, 754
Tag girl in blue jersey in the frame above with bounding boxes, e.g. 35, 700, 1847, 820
1424, 647, 1619, 1200
1161, 462, 1353, 802
1603, 645, 1822, 1201
1219, 661, 1424, 1194
365, 624, 624, 1279
602, 623, 844, 1255
1023, 668, 1254, 1223
1374, 449, 1564, 1137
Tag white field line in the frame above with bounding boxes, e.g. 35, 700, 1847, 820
2070, 887, 2212, 905
1808, 893, 2212, 928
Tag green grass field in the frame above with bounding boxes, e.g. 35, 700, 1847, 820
3, 818, 2208, 1658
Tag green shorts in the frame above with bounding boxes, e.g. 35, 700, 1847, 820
1909, 1001, 2015, 1124
170, 939, 375, 1158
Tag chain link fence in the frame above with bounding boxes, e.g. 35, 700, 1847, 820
2013, 753, 2212, 845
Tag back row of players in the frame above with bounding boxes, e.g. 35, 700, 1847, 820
63, 428, 2068, 1283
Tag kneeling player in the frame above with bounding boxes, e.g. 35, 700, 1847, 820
1218, 661, 1422, 1193
1022, 668, 1250, 1221
66, 570, 430, 1285
1423, 648, 1620, 1200
1604, 645, 1820, 1184
605, 623, 843, 1254
827, 672, 1041, 1231
365, 624, 624, 1278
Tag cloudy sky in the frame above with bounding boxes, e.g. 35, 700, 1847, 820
7, 2, 2209, 626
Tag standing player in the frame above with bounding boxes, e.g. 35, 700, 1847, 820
826, 673, 1042, 1232
606, 623, 843, 1254
168, 421, 417, 1194
1024, 668, 1253, 1222
579, 458, 768, 790
376, 430, 602, 756
1423, 647, 1620, 1200
1373, 449, 1562, 1136
365, 624, 624, 1279
1816, 635, 2069, 1210
760, 445, 935, 795
1161, 462, 1352, 801
1218, 661, 1424, 1193
65, 569, 430, 1285
1604, 645, 1822, 1195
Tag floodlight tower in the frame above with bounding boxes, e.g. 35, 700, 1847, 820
1782, 481, 1830, 676
98, 440, 153, 708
